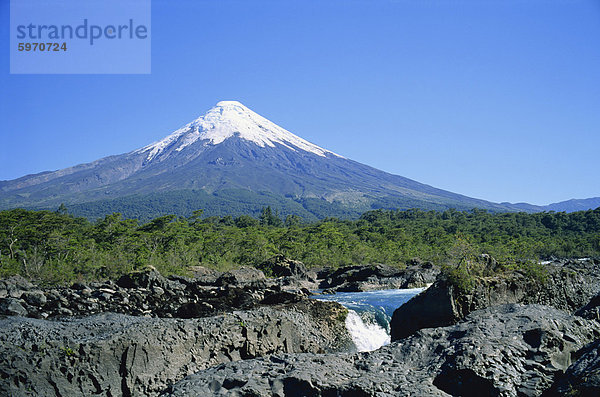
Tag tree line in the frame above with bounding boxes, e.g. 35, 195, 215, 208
1, 206, 599, 285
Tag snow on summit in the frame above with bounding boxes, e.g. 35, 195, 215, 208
137, 101, 341, 161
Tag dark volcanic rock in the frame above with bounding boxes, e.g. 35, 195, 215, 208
0, 260, 439, 323
215, 266, 267, 287
258, 256, 320, 291
260, 290, 304, 305
390, 279, 456, 342
0, 275, 33, 298
576, 290, 600, 320
163, 304, 600, 397
0, 268, 320, 320
258, 255, 309, 278
188, 265, 222, 285
21, 290, 47, 306
391, 259, 600, 341
0, 297, 28, 316
546, 339, 600, 396
319, 262, 439, 292
0, 301, 351, 397
116, 267, 184, 291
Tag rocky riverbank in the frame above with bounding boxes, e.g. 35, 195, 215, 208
0, 303, 351, 396
0, 265, 307, 320
317, 260, 439, 293
2, 257, 600, 396
0, 257, 436, 320
390, 258, 600, 341
0, 258, 362, 396
162, 304, 600, 396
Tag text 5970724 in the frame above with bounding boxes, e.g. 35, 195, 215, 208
18, 42, 67, 52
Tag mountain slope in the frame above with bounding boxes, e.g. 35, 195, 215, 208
545, 197, 600, 212
1, 101, 587, 219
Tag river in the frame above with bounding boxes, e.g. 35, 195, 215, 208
312, 287, 425, 352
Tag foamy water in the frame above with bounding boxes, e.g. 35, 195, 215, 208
345, 310, 390, 352
313, 287, 425, 352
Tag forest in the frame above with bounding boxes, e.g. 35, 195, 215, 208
1, 206, 599, 285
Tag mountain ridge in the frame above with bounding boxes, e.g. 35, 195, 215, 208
505, 197, 600, 213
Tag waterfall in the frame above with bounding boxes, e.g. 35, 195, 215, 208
313, 287, 426, 352
345, 310, 390, 352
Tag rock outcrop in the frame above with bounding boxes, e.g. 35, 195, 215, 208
0, 258, 443, 320
258, 255, 311, 278
163, 304, 600, 396
0, 265, 357, 396
259, 255, 320, 291
4, 258, 600, 396
575, 290, 600, 321
391, 259, 600, 341
546, 339, 600, 396
0, 301, 351, 396
318, 261, 439, 292
0, 267, 311, 320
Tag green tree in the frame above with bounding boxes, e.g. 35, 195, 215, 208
259, 206, 282, 227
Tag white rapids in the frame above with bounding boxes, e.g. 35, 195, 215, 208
345, 310, 390, 352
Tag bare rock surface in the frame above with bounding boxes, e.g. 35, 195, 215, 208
391, 259, 600, 341
163, 304, 600, 397
0, 267, 310, 320
575, 290, 600, 321
546, 339, 600, 396
318, 261, 439, 293
0, 301, 351, 396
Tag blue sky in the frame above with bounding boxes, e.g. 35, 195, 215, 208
1, 0, 599, 205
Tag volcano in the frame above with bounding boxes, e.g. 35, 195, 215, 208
0, 101, 524, 220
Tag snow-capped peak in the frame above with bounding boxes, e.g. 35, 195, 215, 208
215, 100, 244, 107
136, 101, 342, 161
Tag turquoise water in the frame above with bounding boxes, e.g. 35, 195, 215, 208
312, 288, 424, 351
313, 287, 424, 331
